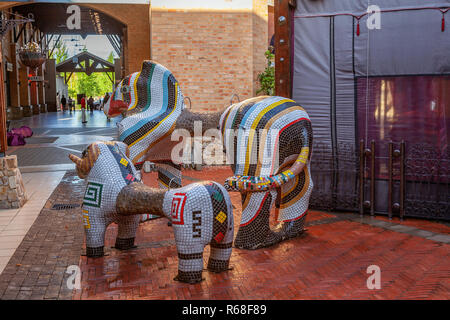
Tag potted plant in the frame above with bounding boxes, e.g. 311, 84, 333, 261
18, 42, 46, 69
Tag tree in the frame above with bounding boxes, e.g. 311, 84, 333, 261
257, 50, 275, 96
48, 41, 69, 64
67, 51, 115, 101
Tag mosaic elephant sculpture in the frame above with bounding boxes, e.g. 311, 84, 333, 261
220, 96, 313, 249
69, 141, 234, 284
104, 60, 313, 249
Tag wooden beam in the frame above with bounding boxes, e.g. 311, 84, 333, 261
105, 72, 114, 84
48, 34, 62, 58
65, 72, 74, 84
14, 24, 26, 43
59, 67, 115, 73
274, 0, 296, 98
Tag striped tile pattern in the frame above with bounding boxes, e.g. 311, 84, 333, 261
107, 61, 185, 166
105, 61, 186, 223
220, 96, 314, 228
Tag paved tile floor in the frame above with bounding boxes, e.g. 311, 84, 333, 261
1, 167, 448, 300
0, 171, 66, 273
7, 111, 119, 168
74, 170, 450, 300
0, 110, 119, 287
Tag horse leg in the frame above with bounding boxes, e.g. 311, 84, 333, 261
174, 243, 205, 284
115, 214, 140, 250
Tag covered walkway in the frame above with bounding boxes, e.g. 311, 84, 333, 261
6, 110, 120, 169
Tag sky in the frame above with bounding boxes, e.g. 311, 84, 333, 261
49, 34, 118, 60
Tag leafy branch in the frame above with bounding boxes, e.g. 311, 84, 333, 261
256, 50, 275, 96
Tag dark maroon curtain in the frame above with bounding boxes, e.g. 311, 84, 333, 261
357, 75, 450, 178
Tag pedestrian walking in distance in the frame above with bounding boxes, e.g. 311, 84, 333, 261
61, 95, 67, 112
81, 94, 87, 123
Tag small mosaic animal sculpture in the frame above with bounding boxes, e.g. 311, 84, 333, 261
70, 141, 234, 284
68, 141, 141, 257
116, 180, 234, 284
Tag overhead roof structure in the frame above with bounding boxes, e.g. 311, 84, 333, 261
14, 3, 125, 36
56, 51, 115, 82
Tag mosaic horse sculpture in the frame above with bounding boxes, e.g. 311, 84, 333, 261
69, 141, 234, 284
105, 61, 313, 250
104, 60, 222, 221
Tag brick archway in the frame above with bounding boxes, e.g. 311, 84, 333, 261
1, 1, 150, 76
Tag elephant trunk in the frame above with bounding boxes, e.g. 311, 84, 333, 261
224, 119, 312, 192
224, 146, 310, 192
116, 182, 167, 217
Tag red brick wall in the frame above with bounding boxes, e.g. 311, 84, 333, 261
151, 7, 267, 112
253, 0, 269, 95
268, 5, 274, 44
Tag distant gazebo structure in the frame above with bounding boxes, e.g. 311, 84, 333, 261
56, 51, 116, 85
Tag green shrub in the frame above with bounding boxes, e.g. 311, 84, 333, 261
257, 49, 275, 96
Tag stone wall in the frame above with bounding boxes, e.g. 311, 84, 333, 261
0, 155, 26, 209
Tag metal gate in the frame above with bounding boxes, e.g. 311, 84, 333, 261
309, 141, 359, 213
309, 141, 450, 221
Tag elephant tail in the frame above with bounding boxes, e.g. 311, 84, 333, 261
224, 146, 310, 192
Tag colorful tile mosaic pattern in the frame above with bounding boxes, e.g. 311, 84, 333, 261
162, 181, 234, 283
104, 61, 185, 223
105, 60, 185, 166
69, 141, 142, 257
70, 141, 234, 283
220, 96, 314, 249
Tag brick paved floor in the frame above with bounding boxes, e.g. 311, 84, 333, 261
0, 167, 449, 300
0, 171, 86, 300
